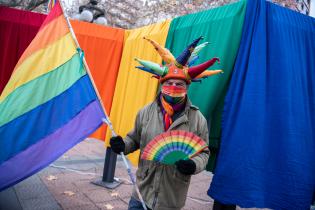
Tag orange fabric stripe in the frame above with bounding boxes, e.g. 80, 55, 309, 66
14, 15, 69, 71
39, 1, 62, 30
70, 20, 125, 141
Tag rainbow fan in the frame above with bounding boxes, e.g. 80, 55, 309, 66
141, 130, 208, 165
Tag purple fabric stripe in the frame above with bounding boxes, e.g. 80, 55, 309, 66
0, 100, 104, 191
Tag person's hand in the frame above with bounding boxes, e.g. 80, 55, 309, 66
175, 159, 196, 175
109, 136, 125, 154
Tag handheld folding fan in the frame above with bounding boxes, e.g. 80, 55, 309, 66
141, 130, 208, 165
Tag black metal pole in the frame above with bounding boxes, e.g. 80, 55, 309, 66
91, 147, 121, 189
102, 147, 117, 182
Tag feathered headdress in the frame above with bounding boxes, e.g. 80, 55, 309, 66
135, 36, 223, 84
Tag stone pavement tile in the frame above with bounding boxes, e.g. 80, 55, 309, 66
112, 169, 128, 179
14, 174, 42, 188
89, 142, 107, 152
188, 180, 212, 201
63, 148, 86, 158
85, 157, 106, 165
0, 187, 23, 210
114, 162, 133, 175
40, 148, 100, 172
54, 191, 92, 209
96, 199, 129, 210
15, 182, 52, 200
95, 161, 106, 169
64, 203, 100, 210
44, 171, 97, 184
3, 174, 61, 210
183, 197, 213, 210
57, 152, 86, 161
43, 178, 79, 196
52, 160, 100, 171
19, 195, 62, 210
75, 179, 106, 192
39, 165, 64, 176
182, 172, 214, 210
120, 196, 131, 205
67, 139, 105, 157
190, 171, 212, 184
94, 165, 106, 174
113, 163, 138, 183
54, 156, 104, 165
187, 194, 212, 207
110, 184, 133, 199
94, 161, 131, 176
84, 188, 114, 203
89, 150, 106, 159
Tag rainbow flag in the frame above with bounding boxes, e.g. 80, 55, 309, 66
47, 0, 58, 12
0, 2, 105, 191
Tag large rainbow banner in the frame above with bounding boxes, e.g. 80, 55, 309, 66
0, 2, 105, 190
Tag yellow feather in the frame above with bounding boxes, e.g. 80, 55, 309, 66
144, 37, 176, 64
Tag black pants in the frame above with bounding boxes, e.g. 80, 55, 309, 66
213, 200, 236, 210
128, 197, 152, 210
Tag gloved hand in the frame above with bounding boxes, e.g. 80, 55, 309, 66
175, 159, 196, 175
109, 136, 125, 154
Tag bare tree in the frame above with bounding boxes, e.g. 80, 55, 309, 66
0, 0, 310, 29
271, 0, 310, 13
63, 0, 312, 28
0, 0, 48, 11
0, 0, 24, 7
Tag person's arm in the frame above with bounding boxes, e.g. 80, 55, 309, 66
123, 110, 143, 155
191, 115, 210, 174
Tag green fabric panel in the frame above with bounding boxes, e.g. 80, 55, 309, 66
0, 54, 85, 127
165, 0, 247, 171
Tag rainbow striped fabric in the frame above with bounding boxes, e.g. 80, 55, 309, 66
141, 130, 208, 165
0, 2, 105, 191
161, 85, 187, 97
47, 0, 58, 12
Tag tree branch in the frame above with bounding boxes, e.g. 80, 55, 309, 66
0, 0, 23, 7
26, 0, 48, 11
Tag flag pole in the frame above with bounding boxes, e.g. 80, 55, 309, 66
58, 0, 121, 189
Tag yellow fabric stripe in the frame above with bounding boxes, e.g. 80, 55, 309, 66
14, 15, 69, 70
0, 33, 76, 102
105, 20, 171, 166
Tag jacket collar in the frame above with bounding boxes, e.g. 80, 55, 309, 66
154, 94, 198, 131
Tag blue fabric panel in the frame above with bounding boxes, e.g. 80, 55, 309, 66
208, 0, 315, 209
0, 75, 97, 164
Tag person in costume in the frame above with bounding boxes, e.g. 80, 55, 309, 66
110, 36, 222, 210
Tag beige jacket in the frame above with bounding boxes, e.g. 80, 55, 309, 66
124, 98, 209, 210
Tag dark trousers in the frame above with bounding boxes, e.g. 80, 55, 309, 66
128, 197, 152, 210
213, 200, 236, 210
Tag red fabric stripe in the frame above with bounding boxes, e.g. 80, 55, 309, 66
39, 1, 63, 30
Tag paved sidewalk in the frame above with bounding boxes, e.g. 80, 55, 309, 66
0, 139, 260, 210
